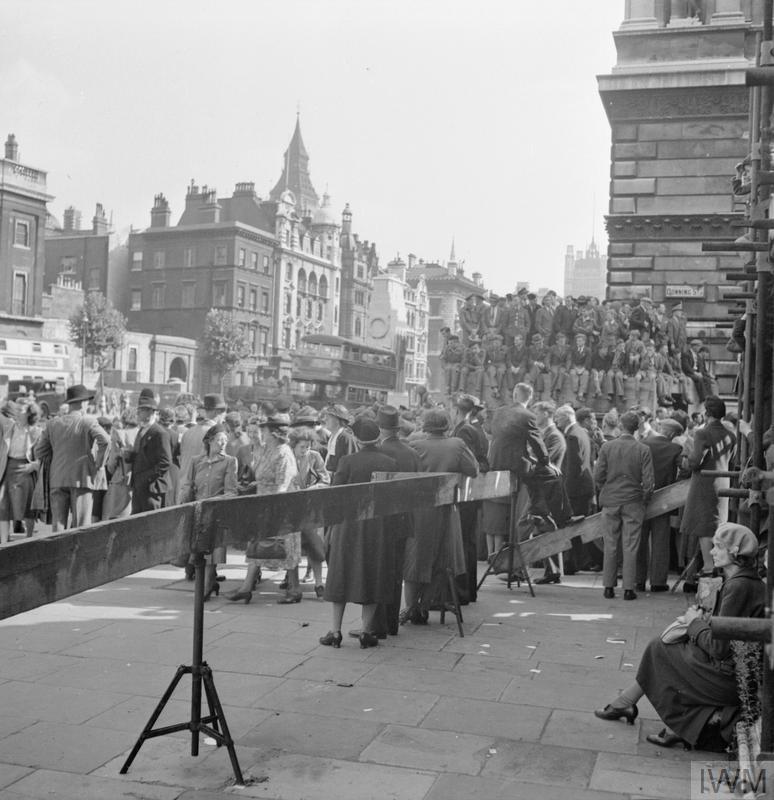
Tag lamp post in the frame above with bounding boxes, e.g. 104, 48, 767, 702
81, 309, 88, 383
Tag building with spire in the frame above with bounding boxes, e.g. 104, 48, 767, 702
563, 238, 606, 299
269, 114, 320, 217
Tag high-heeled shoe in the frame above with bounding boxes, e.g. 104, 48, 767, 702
359, 632, 380, 649
277, 591, 302, 604
319, 630, 342, 648
646, 728, 691, 749
203, 582, 220, 602
593, 703, 639, 725
535, 573, 561, 585
225, 589, 252, 604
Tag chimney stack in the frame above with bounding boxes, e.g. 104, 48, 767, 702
4, 134, 18, 161
63, 206, 82, 232
92, 203, 108, 234
150, 193, 171, 228
198, 188, 221, 224
407, 253, 416, 270
472, 272, 483, 287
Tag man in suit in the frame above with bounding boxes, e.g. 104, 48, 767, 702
681, 339, 711, 402
594, 411, 655, 600
636, 418, 682, 592
126, 388, 172, 514
35, 384, 110, 532
484, 382, 549, 557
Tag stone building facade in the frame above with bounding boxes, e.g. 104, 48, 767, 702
563, 240, 607, 299
598, 0, 758, 331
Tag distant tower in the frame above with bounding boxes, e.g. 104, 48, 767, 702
269, 115, 320, 216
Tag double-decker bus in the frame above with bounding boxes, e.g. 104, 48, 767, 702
0, 335, 74, 416
290, 334, 397, 407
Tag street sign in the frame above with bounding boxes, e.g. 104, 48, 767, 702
665, 285, 705, 299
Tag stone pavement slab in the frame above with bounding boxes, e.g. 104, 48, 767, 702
541, 709, 641, 755
590, 752, 691, 799
0, 680, 127, 725
482, 740, 598, 788
425, 773, 629, 800
7, 768, 182, 799
420, 696, 549, 741
0, 763, 33, 791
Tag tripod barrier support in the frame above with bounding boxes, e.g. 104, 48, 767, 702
119, 550, 244, 786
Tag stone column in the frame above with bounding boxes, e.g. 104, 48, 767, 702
711, 0, 746, 24
620, 0, 659, 29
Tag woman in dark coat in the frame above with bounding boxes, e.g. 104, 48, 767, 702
594, 522, 765, 751
319, 418, 398, 650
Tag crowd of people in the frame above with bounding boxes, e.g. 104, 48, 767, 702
440, 289, 718, 412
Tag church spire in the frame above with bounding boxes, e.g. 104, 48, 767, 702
270, 115, 319, 214
449, 237, 457, 265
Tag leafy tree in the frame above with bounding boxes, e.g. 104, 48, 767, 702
69, 291, 127, 390
200, 309, 249, 392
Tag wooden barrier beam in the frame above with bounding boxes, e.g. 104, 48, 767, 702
518, 481, 690, 565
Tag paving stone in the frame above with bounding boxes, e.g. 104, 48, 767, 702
528, 644, 623, 668
0, 721, 132, 773
360, 723, 492, 775
0, 649, 82, 681
501, 677, 620, 713
482, 740, 596, 787
255, 678, 438, 725
0, 762, 33, 790
205, 644, 305, 678
357, 663, 511, 701
7, 768, 181, 799
93, 737, 239, 789
0, 680, 126, 725
590, 751, 692, 798
208, 672, 286, 708
541, 709, 640, 755
238, 752, 437, 799
425, 773, 628, 800
0, 620, 109, 653
364, 645, 461, 671
450, 653, 537, 679
441, 636, 535, 658
283, 654, 377, 684
35, 656, 177, 697
176, 792, 281, 800
0, 717, 38, 742
240, 710, 384, 759
421, 696, 548, 741
213, 630, 319, 657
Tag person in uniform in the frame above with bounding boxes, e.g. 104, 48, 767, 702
440, 334, 464, 396
459, 337, 485, 397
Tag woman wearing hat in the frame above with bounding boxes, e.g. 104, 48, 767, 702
180, 424, 238, 600
226, 413, 298, 604
594, 522, 765, 751
319, 418, 399, 649
322, 405, 357, 474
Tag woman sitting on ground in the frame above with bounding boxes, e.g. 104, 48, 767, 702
594, 522, 765, 752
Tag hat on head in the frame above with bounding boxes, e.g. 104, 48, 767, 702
137, 387, 159, 409
291, 405, 319, 426
574, 332, 587, 340
203, 393, 226, 411
517, 288, 528, 297
259, 412, 291, 429
158, 407, 175, 425
422, 409, 450, 433
324, 404, 352, 425
65, 384, 95, 404
576, 296, 589, 304
671, 302, 683, 311
97, 415, 113, 430
690, 338, 703, 346
202, 423, 226, 445
352, 417, 380, 445
658, 419, 683, 438
531, 333, 543, 342
274, 396, 292, 413
448, 333, 460, 341
527, 292, 537, 300
714, 522, 758, 559
377, 404, 400, 430
455, 394, 478, 414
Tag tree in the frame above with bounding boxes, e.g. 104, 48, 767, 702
200, 309, 249, 392
69, 291, 127, 390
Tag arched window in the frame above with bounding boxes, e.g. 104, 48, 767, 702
308, 272, 317, 296
319, 275, 328, 299
297, 268, 307, 294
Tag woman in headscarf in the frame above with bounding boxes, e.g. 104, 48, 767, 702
226, 413, 297, 604
594, 523, 765, 752
179, 424, 237, 600
319, 418, 398, 649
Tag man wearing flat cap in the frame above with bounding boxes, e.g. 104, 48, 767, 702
35, 384, 110, 531
125, 388, 172, 514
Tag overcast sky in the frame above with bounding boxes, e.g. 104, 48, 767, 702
1, 0, 623, 295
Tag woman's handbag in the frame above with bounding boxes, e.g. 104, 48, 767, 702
660, 618, 690, 644
246, 532, 302, 569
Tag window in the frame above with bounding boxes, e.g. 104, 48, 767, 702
296, 296, 302, 316
306, 299, 313, 318
131, 289, 142, 310
181, 282, 196, 307
184, 247, 196, 268
153, 250, 165, 269
261, 291, 269, 313
238, 248, 246, 267
151, 283, 165, 308
334, 306, 338, 324
53, 344, 64, 355
354, 318, 362, 337
357, 262, 364, 279
354, 290, 365, 306
429, 298, 442, 316
297, 268, 307, 294
215, 245, 227, 265
249, 288, 257, 311
131, 251, 143, 271
128, 347, 138, 372
236, 372, 244, 386
237, 283, 246, 308
284, 292, 292, 314
286, 262, 293, 281
416, 363, 425, 380
335, 277, 340, 293
88, 267, 101, 289
0, 340, 6, 351
249, 326, 257, 353
32, 342, 42, 353
263, 254, 270, 274
14, 220, 30, 248
308, 273, 317, 296
59, 256, 77, 273
251, 252, 258, 270
11, 272, 27, 315
213, 281, 227, 306
283, 327, 291, 349
317, 302, 323, 321
259, 328, 268, 356
319, 275, 328, 299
